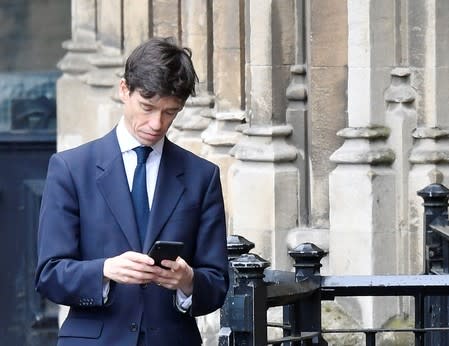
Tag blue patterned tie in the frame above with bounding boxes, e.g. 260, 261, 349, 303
131, 146, 152, 246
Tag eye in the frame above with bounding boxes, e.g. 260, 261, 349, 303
165, 111, 177, 117
141, 104, 153, 112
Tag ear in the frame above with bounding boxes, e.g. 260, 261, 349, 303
118, 79, 129, 102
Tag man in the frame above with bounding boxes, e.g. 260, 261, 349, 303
35, 37, 229, 346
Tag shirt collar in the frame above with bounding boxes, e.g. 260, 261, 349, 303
116, 116, 164, 155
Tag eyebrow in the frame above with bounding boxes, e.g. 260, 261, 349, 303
139, 100, 182, 112
139, 101, 154, 108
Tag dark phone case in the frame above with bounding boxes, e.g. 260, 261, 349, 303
148, 241, 184, 267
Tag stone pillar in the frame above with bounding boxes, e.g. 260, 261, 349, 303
152, 0, 180, 40
286, 0, 347, 262
80, 0, 124, 144
56, 0, 98, 152
196, 3, 245, 343
229, 0, 297, 270
117, 0, 153, 120
124, 0, 151, 56
408, 0, 449, 274
200, 0, 245, 226
58, 0, 97, 74
329, 0, 399, 327
170, 0, 212, 155
384, 68, 417, 276
305, 0, 348, 230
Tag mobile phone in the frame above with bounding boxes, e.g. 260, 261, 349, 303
147, 241, 184, 267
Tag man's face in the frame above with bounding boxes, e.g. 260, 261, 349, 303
119, 79, 184, 146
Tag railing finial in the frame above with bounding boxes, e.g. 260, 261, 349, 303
289, 242, 327, 279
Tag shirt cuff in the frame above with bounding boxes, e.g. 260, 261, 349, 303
102, 279, 110, 304
175, 289, 192, 313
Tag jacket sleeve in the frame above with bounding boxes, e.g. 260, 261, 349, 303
190, 165, 229, 316
34, 153, 105, 308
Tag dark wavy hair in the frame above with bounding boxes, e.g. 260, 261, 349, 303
123, 37, 198, 101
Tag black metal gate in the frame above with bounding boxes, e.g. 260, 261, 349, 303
0, 72, 58, 345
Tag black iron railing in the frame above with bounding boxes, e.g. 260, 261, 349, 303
219, 183, 449, 346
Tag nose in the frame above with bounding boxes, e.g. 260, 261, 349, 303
147, 112, 162, 130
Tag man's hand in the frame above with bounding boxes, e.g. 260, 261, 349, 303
103, 251, 158, 284
154, 257, 194, 295
103, 252, 194, 294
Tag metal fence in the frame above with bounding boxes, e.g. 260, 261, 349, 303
219, 183, 449, 346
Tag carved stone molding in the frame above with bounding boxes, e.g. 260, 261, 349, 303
409, 142, 449, 164
409, 127, 449, 164
412, 127, 449, 139
230, 124, 298, 162
172, 94, 214, 131
330, 126, 395, 165
201, 111, 245, 148
286, 64, 307, 102
57, 40, 98, 75
82, 52, 125, 88
384, 68, 415, 104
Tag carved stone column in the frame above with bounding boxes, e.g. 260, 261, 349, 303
169, 0, 212, 155
124, 0, 151, 56
383, 68, 417, 277
111, 0, 153, 125
152, 0, 180, 40
200, 0, 245, 224
286, 0, 347, 264
81, 0, 124, 142
57, 0, 98, 152
229, 0, 297, 270
195, 2, 245, 342
329, 0, 399, 327
407, 0, 449, 274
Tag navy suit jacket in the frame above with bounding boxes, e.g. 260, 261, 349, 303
35, 129, 229, 346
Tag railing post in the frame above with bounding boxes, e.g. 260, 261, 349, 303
414, 292, 425, 346
219, 235, 255, 346
288, 243, 328, 345
229, 253, 270, 346
417, 183, 449, 346
417, 183, 449, 274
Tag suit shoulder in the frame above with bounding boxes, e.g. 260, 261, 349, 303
166, 140, 218, 171
55, 130, 116, 162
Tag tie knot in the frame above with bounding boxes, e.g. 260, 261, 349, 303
133, 146, 152, 164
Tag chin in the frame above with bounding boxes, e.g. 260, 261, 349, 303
142, 136, 161, 145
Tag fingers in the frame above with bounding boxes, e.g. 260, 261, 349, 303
121, 251, 155, 265
103, 251, 158, 284
157, 257, 194, 294
102, 252, 194, 293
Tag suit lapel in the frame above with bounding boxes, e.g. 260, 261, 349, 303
96, 129, 141, 252
143, 139, 185, 253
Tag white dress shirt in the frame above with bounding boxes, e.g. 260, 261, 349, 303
103, 117, 192, 311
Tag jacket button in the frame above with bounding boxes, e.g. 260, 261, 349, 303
130, 322, 138, 332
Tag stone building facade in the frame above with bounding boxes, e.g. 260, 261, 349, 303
58, 0, 449, 343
